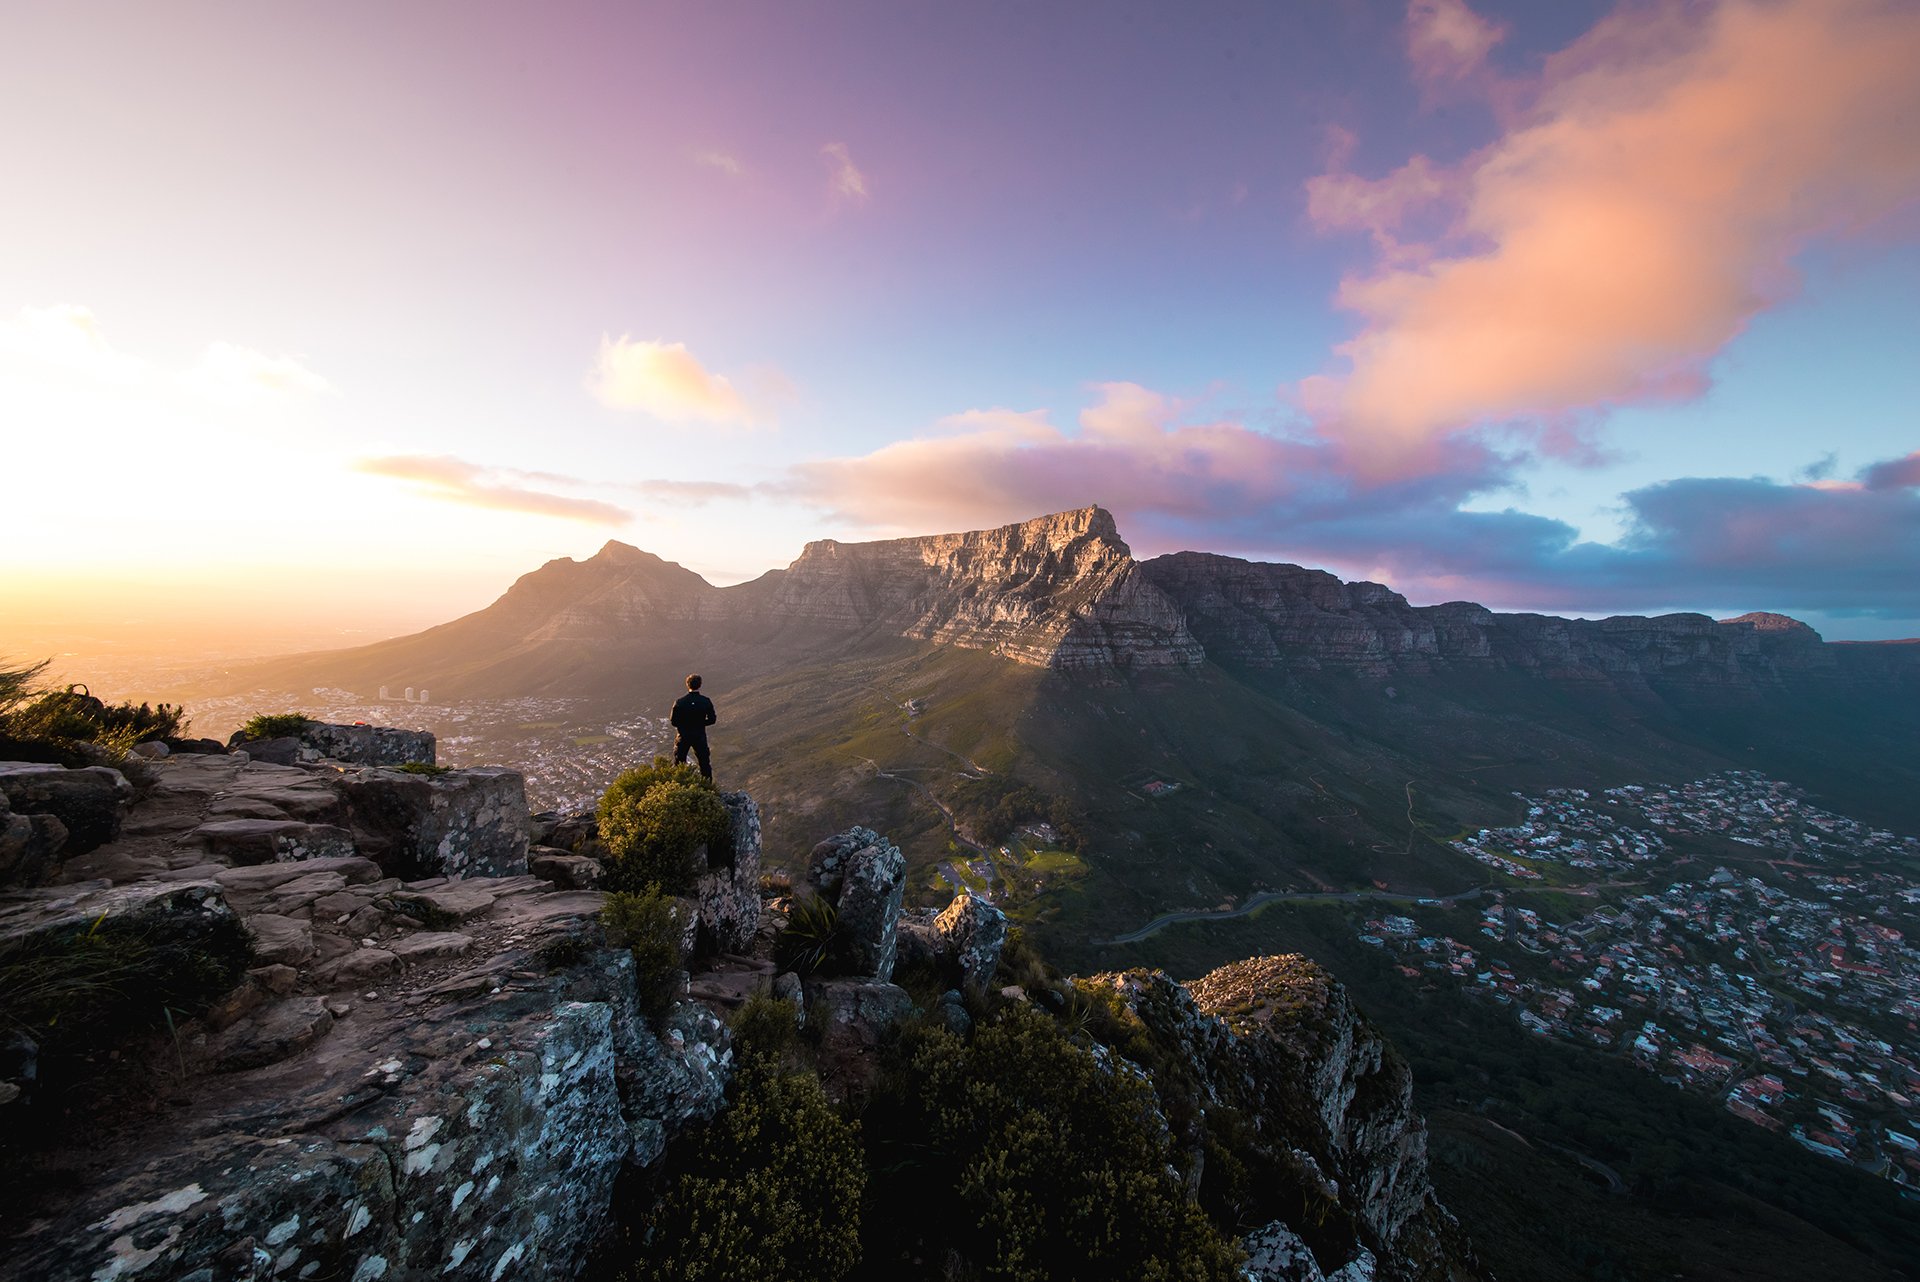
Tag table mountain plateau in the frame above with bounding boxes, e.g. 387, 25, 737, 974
214, 507, 1920, 935
240, 505, 1916, 704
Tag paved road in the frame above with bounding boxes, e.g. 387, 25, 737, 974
1100, 885, 1487, 946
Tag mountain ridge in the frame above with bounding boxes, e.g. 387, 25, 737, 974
240, 505, 1917, 701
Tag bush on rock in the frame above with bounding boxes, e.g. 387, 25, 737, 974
631, 1063, 864, 1282
598, 758, 731, 895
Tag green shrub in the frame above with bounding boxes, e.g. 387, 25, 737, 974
862, 1004, 1242, 1281
392, 761, 450, 776
598, 761, 731, 895
0, 909, 253, 1056
631, 1065, 864, 1282
239, 712, 312, 741
602, 887, 687, 1021
0, 682, 189, 763
728, 994, 801, 1071
773, 894, 841, 976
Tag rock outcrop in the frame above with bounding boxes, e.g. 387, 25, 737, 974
0, 762, 132, 856
1139, 550, 1913, 694
747, 506, 1204, 670
251, 507, 1920, 699
1093, 956, 1477, 1282
0, 742, 733, 1282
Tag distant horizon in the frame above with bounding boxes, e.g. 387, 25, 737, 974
5, 0, 1918, 666
8, 501, 1915, 701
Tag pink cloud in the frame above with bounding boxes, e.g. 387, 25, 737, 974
783, 383, 1344, 534
821, 142, 869, 206
1406, 0, 1507, 89
355, 454, 633, 526
1862, 451, 1920, 491
1306, 0, 1920, 478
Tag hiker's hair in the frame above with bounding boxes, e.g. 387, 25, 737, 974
686, 674, 702, 690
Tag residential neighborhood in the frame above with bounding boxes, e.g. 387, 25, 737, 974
1363, 771, 1920, 1193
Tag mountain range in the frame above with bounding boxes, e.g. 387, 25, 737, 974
226, 506, 1918, 935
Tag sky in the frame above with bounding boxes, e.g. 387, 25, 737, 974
4, 0, 1919, 659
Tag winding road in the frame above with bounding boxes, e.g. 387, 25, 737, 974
1099, 884, 1488, 946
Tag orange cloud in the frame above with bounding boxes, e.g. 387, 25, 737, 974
355, 454, 632, 525
590, 336, 763, 426
1307, 0, 1920, 478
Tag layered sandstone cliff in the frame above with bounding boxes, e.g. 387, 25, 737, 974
1139, 550, 1906, 693
256, 507, 1917, 696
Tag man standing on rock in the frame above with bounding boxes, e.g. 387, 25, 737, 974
670, 673, 718, 780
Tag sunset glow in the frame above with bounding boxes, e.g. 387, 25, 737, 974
5, 0, 1918, 663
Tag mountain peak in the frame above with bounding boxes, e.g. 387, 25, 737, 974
1720, 611, 1823, 640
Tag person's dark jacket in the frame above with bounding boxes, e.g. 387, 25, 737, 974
671, 691, 717, 737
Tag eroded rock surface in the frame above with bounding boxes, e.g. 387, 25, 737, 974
1093, 957, 1477, 1282
0, 746, 736, 1282
0, 763, 133, 855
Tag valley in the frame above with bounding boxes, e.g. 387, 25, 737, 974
94, 506, 1920, 1281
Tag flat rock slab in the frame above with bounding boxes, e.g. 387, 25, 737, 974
203, 996, 334, 1072
246, 912, 316, 966
490, 890, 606, 927
191, 818, 357, 866
214, 857, 383, 893
391, 884, 498, 923
313, 947, 400, 987
209, 784, 348, 824
0, 878, 231, 946
688, 961, 775, 1009
387, 931, 475, 961
531, 852, 604, 889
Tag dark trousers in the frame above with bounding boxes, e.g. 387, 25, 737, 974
674, 732, 712, 779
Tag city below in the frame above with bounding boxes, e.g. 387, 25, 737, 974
184, 689, 1920, 1195
1361, 772, 1920, 1191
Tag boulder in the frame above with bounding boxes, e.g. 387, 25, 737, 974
233, 735, 302, 765
296, 721, 436, 767
894, 907, 941, 970
806, 825, 885, 899
934, 891, 1009, 993
693, 791, 762, 955
833, 835, 907, 981
0, 790, 67, 889
530, 850, 604, 889
0, 762, 133, 854
190, 818, 357, 865
804, 977, 914, 1090
338, 766, 531, 879
537, 809, 600, 854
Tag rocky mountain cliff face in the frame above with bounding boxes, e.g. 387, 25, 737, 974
740, 505, 1204, 669
1, 735, 1476, 1281
1139, 551, 1912, 694
251, 506, 1916, 699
